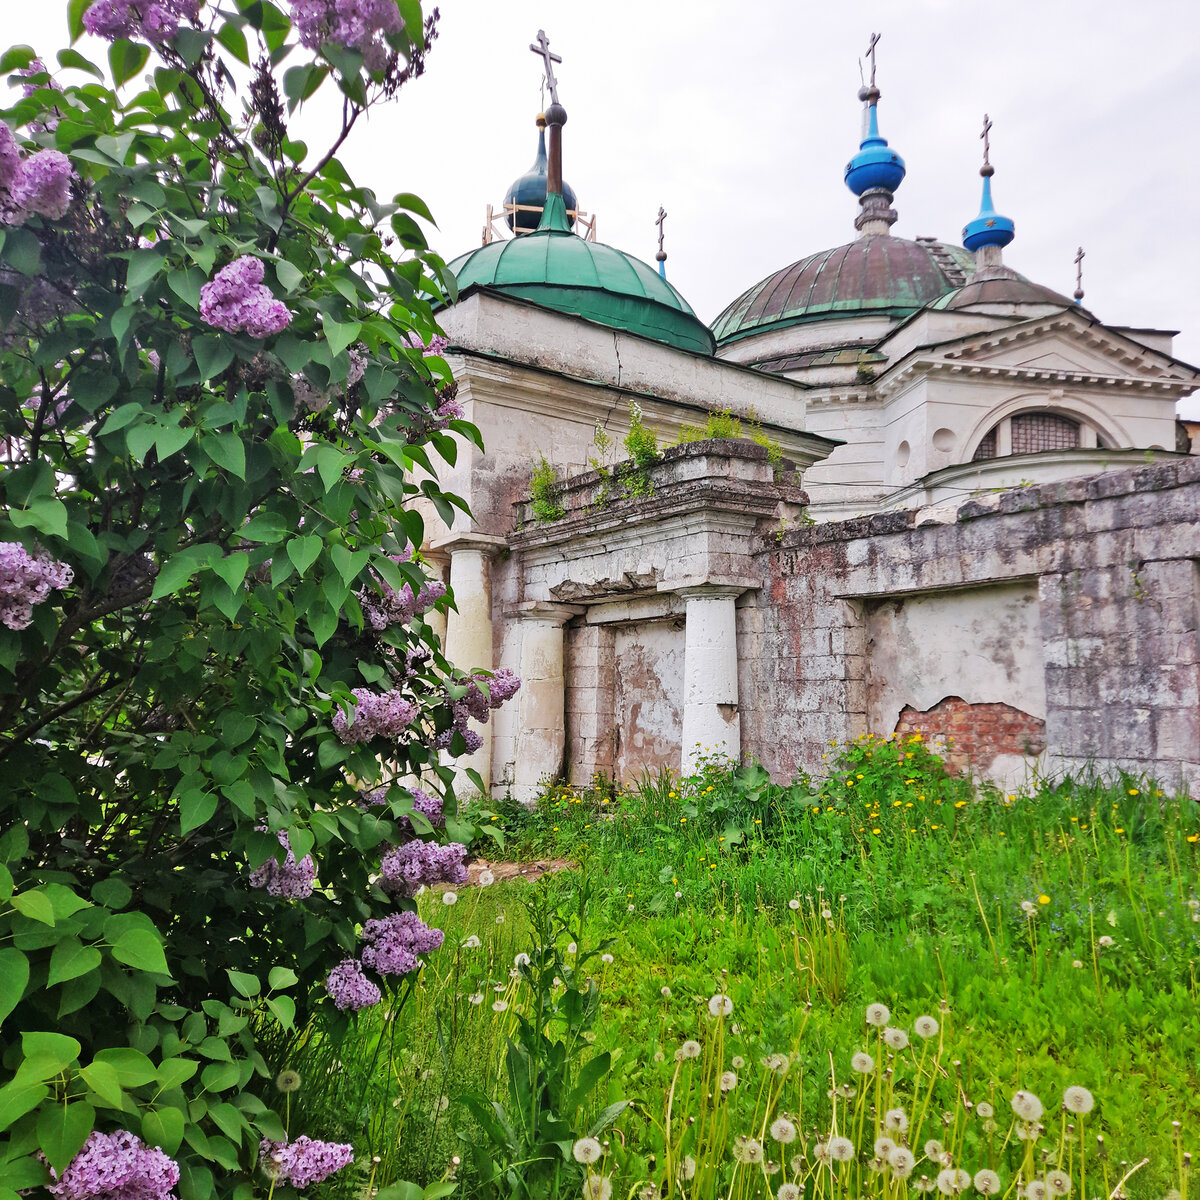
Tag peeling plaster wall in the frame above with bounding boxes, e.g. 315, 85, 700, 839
612, 622, 685, 779
864, 583, 1046, 731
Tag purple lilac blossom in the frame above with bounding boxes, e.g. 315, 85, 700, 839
404, 330, 449, 357
0, 541, 73, 630
14, 151, 74, 220
0, 125, 21, 203
347, 346, 367, 385
290, 0, 403, 72
378, 841, 467, 898
199, 256, 292, 338
433, 726, 483, 755
359, 908, 445, 972
333, 687, 417, 744
83, 0, 200, 43
359, 575, 446, 632
19, 61, 61, 132
248, 830, 316, 899
324, 958, 381, 1012
258, 1136, 354, 1188
47, 1129, 180, 1200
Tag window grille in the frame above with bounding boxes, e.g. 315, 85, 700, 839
1010, 412, 1080, 454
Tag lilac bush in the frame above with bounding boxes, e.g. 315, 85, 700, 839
324, 958, 382, 1012
247, 830, 317, 899
83, 0, 200, 43
379, 838, 468, 897
258, 1136, 353, 1188
48, 1131, 179, 1200
359, 909, 444, 974
198, 256, 292, 338
0, 541, 74, 630
332, 686, 418, 744
291, 0, 404, 73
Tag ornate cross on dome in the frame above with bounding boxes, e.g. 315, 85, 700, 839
865, 32, 881, 88
1074, 246, 1086, 302
981, 114, 993, 169
656, 207, 667, 255
530, 30, 562, 106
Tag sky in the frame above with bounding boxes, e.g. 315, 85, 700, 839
7, 0, 1200, 416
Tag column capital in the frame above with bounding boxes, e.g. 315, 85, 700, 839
507, 600, 586, 625
430, 531, 508, 558
661, 575, 759, 601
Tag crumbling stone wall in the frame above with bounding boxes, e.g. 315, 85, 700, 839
892, 697, 1047, 778
742, 456, 1200, 791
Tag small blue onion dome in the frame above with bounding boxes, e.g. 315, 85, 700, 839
844, 92, 907, 196
962, 167, 1015, 250
504, 115, 578, 233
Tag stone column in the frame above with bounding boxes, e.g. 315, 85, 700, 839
677, 584, 745, 774
434, 533, 506, 792
511, 602, 583, 805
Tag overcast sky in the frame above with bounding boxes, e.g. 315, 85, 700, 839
8, 1, 1200, 416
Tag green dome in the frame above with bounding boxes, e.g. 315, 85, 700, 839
447, 195, 714, 355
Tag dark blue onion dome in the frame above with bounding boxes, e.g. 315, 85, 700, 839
962, 163, 1015, 251
504, 114, 578, 233
844, 87, 907, 197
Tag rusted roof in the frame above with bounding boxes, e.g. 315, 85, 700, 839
712, 236, 977, 345
931, 276, 1077, 311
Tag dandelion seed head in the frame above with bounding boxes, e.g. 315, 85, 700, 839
771, 1117, 797, 1144
885, 1108, 909, 1133
884, 1027, 909, 1050
973, 1169, 1001, 1195
1012, 1091, 1044, 1122
572, 1138, 603, 1165
829, 1137, 855, 1163
865, 1002, 891, 1027
681, 1039, 702, 1060
708, 993, 734, 1017
851, 1051, 876, 1074
1062, 1087, 1094, 1115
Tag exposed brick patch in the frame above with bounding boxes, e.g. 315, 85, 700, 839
893, 696, 1047, 775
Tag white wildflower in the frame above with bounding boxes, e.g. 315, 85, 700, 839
477, 869, 495, 887
601, 953, 614, 964
937, 1168, 971, 1195
572, 1138, 603, 1165
1046, 1169, 1072, 1196
974, 1102, 993, 1119
581, 1177, 612, 1200
492, 999, 508, 1012
789, 898, 801, 910
851, 1051, 875, 1074
884, 1026, 909, 1050
1062, 1086, 1094, 1114
973, 1170, 1001, 1195
778, 1185, 802, 1200
442, 891, 458, 906
874, 1136, 896, 1161
884, 1107, 909, 1133
660, 986, 671, 998
468, 993, 483, 1005
865, 1002, 890, 1026
720, 1070, 738, 1093
891, 1148, 916, 1177
1011, 1090, 1044, 1122
770, 1116, 797, 1144
708, 993, 734, 1017
732, 1055, 744, 1068
914, 1015, 939, 1039
924, 1140, 945, 1161
681, 1039, 702, 1060
513, 953, 530, 968
1025, 1182, 1047, 1200
829, 1137, 855, 1163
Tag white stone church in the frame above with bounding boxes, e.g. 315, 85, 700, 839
412, 42, 1200, 800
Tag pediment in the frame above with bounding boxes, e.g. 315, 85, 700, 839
937, 315, 1200, 383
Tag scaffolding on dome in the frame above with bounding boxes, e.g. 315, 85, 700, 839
481, 202, 597, 246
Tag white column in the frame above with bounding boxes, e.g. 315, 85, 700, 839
511, 603, 582, 806
437, 534, 505, 793
678, 585, 743, 774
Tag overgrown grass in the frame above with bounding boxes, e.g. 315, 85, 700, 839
276, 740, 1200, 1200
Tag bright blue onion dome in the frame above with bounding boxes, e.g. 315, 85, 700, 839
504, 115, 578, 233
844, 89, 907, 196
962, 169, 1015, 250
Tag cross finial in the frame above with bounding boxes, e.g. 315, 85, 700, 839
865, 32, 881, 89
981, 113, 993, 168
1074, 246, 1085, 302
656, 207, 667, 255
530, 30, 562, 106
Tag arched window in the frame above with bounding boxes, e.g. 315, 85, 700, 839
972, 412, 1083, 461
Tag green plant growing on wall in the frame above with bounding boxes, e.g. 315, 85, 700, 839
530, 453, 567, 522
588, 421, 614, 511
622, 401, 659, 499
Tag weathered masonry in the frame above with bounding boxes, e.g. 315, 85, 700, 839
503, 444, 1199, 798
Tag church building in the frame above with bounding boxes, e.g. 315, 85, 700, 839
414, 35, 1200, 800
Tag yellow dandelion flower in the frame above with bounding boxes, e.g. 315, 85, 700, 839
930, 824, 940, 831
872, 828, 881, 835
1128, 788, 1139, 796
954, 801, 967, 809
1037, 894, 1050, 905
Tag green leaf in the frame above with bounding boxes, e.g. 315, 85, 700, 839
1, 227, 43, 276
265, 995, 295, 1029
330, 544, 370, 585
0, 948, 29, 1024
10, 499, 69, 541
215, 21, 250, 63
274, 259, 305, 290
179, 790, 218, 835
142, 1106, 184, 1155
167, 266, 204, 310
37, 1101, 94, 1173
156, 1058, 199, 1089
267, 966, 298, 990
151, 545, 220, 601
91, 878, 132, 909
11, 890, 55, 926
374, 1185, 424, 1200
193, 335, 237, 381
0, 1082, 47, 1133
126, 247, 164, 295
47, 939, 102, 987
80, 1062, 125, 1110
226, 969, 260, 998
108, 39, 149, 87
154, 423, 193, 462
0, 47, 35, 73
323, 317, 361, 358
67, 0, 89, 40
94, 1047, 157, 1088
285, 535, 322, 576
393, 192, 438, 226
57, 47, 104, 78
282, 63, 328, 112
200, 432, 246, 479
110, 928, 171, 976
237, 512, 290, 542
422, 1184, 457, 1200
206, 1102, 246, 1143
211, 552, 250, 593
